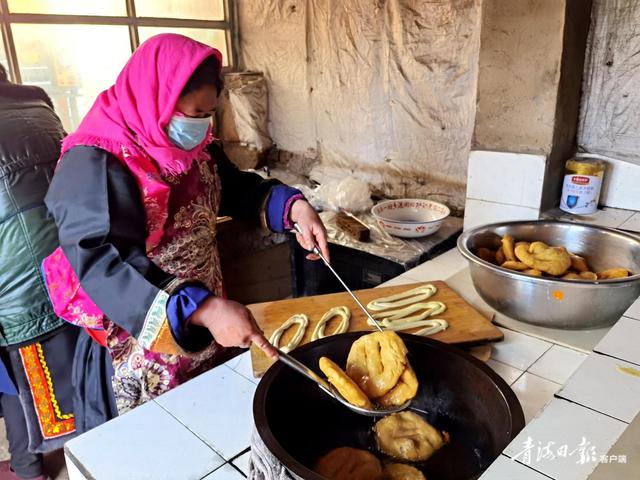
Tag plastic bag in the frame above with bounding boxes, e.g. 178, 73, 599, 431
309, 178, 373, 213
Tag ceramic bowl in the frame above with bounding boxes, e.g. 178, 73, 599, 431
371, 198, 450, 238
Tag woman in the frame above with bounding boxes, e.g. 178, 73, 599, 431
42, 34, 329, 413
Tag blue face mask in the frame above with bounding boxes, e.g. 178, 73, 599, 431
165, 114, 211, 151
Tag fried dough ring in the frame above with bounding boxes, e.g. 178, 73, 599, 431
532, 246, 571, 276
383, 463, 426, 480
580, 271, 598, 280
523, 269, 542, 277
514, 243, 534, 267
515, 243, 571, 276
346, 331, 408, 398
492, 235, 632, 279
367, 285, 437, 311
315, 447, 383, 480
562, 272, 581, 280
501, 261, 530, 271
501, 234, 516, 262
312, 306, 351, 341
597, 268, 630, 279
563, 271, 599, 281
529, 241, 549, 255
376, 364, 418, 407
269, 313, 308, 353
319, 357, 372, 409
570, 254, 589, 273
374, 411, 447, 462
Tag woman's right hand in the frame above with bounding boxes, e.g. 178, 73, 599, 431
189, 296, 278, 359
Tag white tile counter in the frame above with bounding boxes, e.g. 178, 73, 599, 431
65, 401, 227, 479
502, 399, 628, 480
64, 248, 640, 480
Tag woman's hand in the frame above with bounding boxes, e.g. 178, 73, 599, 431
290, 200, 330, 262
189, 297, 278, 359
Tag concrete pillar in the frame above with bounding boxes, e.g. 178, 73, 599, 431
464, 0, 593, 230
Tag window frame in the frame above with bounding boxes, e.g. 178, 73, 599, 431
0, 0, 238, 83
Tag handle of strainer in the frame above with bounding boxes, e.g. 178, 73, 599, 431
277, 350, 334, 397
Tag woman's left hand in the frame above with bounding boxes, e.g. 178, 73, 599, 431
290, 200, 330, 262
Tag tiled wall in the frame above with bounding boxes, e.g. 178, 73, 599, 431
464, 150, 640, 230
464, 151, 546, 230
596, 155, 640, 211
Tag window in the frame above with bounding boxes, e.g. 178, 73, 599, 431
138, 27, 228, 66
0, 0, 236, 130
0, 40, 7, 76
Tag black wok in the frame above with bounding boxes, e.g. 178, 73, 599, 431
253, 332, 524, 480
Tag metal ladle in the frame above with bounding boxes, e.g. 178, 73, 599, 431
277, 349, 411, 417
292, 223, 384, 332
282, 223, 411, 416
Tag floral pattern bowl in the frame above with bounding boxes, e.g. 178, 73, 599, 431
371, 198, 450, 238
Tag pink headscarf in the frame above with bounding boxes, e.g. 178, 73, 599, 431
62, 33, 223, 176
42, 34, 223, 332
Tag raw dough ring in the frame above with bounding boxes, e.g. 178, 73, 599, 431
312, 306, 351, 341
380, 319, 449, 336
269, 314, 309, 353
369, 301, 447, 326
367, 285, 437, 311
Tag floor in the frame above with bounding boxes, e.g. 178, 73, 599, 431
0, 420, 69, 480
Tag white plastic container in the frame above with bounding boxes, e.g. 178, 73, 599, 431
559, 158, 606, 215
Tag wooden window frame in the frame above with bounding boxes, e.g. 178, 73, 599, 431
0, 0, 238, 83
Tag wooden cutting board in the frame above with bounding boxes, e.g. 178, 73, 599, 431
249, 281, 502, 377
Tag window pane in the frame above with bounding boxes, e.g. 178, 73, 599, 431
139, 27, 228, 66
135, 0, 224, 21
8, 0, 126, 16
13, 24, 131, 131
0, 40, 8, 81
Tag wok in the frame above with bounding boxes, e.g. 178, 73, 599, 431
254, 332, 524, 479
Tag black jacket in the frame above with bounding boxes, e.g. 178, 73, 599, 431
0, 83, 66, 346
45, 143, 280, 344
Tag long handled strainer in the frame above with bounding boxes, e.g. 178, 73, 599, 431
277, 349, 410, 416
281, 224, 412, 416
293, 223, 384, 332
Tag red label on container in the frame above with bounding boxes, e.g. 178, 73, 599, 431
571, 175, 590, 185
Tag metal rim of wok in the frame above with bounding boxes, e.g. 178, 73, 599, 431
253, 332, 525, 480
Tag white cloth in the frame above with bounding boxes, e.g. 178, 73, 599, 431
249, 428, 300, 480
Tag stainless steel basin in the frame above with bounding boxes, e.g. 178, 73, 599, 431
457, 220, 640, 329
